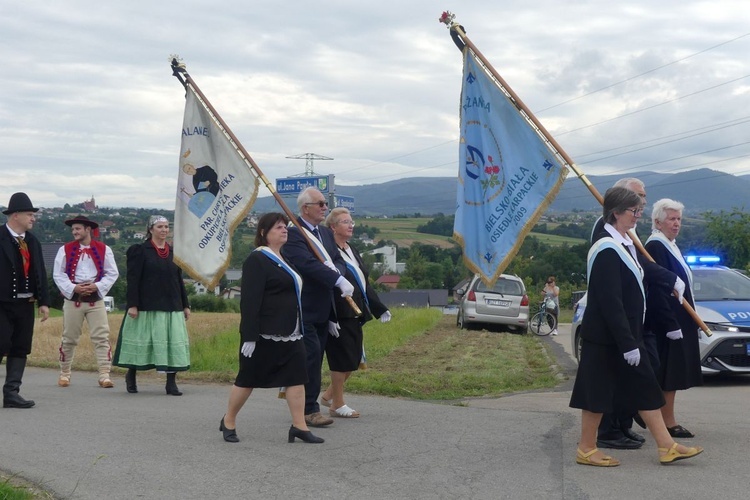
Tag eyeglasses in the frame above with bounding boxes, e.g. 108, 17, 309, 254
305, 201, 328, 208
337, 220, 355, 227
625, 208, 644, 216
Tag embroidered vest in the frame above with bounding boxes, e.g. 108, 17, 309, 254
64, 240, 106, 282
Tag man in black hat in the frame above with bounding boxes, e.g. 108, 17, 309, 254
53, 215, 119, 388
1, 192, 50, 409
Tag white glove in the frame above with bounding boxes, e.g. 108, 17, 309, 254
323, 260, 340, 274
241, 341, 256, 358
337, 277, 354, 297
379, 311, 392, 323
673, 276, 685, 304
666, 329, 683, 340
623, 348, 641, 366
328, 321, 340, 338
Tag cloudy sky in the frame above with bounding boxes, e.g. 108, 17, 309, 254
2, 1, 749, 209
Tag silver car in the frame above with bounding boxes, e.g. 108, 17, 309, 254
570, 263, 750, 374
456, 274, 529, 333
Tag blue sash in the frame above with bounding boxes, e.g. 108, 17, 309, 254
256, 247, 303, 322
645, 231, 693, 293
588, 237, 645, 321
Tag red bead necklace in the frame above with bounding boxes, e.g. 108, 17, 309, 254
151, 240, 170, 259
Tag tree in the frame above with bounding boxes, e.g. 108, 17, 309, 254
704, 208, 750, 269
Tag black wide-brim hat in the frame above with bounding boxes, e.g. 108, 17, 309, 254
64, 215, 99, 229
3, 192, 39, 215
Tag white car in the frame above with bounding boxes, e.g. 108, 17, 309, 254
571, 258, 750, 374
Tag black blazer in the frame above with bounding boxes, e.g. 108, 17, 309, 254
239, 251, 301, 342
125, 242, 189, 311
281, 218, 346, 324
0, 226, 49, 306
581, 231, 644, 354
334, 244, 389, 323
644, 239, 697, 336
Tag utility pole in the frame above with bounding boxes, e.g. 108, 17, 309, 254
285, 153, 333, 176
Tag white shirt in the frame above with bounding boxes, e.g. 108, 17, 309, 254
53, 242, 119, 299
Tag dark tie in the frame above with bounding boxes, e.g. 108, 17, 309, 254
312, 227, 321, 242
16, 236, 30, 278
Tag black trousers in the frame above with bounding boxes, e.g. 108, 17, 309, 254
597, 330, 661, 439
0, 300, 35, 358
302, 319, 329, 415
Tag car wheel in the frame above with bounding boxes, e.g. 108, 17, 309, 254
457, 311, 465, 329
574, 331, 582, 363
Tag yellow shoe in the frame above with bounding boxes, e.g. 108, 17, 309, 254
659, 442, 703, 464
576, 448, 620, 467
58, 375, 70, 387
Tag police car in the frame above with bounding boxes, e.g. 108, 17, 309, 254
570, 255, 750, 375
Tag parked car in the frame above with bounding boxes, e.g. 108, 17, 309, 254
570, 256, 750, 375
456, 274, 529, 333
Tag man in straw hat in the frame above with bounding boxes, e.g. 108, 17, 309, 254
1, 192, 50, 409
53, 215, 119, 388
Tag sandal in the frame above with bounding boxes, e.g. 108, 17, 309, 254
667, 425, 695, 438
576, 448, 620, 467
320, 396, 332, 408
330, 404, 360, 418
659, 442, 703, 464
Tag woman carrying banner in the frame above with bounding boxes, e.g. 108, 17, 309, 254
113, 215, 191, 395
319, 208, 390, 418
569, 187, 703, 467
644, 199, 702, 438
220, 213, 322, 444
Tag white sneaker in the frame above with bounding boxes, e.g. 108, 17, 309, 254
551, 329, 558, 336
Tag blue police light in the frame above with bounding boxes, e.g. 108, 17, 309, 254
684, 254, 721, 266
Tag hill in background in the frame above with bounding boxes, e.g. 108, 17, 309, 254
250, 168, 747, 217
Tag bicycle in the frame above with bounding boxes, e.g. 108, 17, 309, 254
528, 299, 557, 336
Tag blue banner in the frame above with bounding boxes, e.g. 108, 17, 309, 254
454, 50, 568, 286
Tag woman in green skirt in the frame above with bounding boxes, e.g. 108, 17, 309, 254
113, 215, 190, 395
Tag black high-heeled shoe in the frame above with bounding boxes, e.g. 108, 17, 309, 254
125, 368, 138, 394
288, 425, 324, 444
165, 372, 183, 396
220, 416, 239, 443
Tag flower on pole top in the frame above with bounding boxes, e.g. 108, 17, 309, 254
439, 11, 456, 27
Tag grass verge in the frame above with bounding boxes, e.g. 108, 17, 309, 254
29, 308, 562, 399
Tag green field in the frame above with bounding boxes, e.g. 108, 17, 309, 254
357, 217, 585, 248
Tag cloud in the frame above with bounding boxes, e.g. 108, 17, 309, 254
1, 0, 749, 208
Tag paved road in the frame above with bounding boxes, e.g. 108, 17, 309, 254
1, 325, 748, 499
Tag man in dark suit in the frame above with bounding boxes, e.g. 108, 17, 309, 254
590, 178, 682, 449
281, 187, 354, 427
1, 192, 50, 408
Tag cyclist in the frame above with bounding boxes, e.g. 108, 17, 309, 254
541, 276, 560, 335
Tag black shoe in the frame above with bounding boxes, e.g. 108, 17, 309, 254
165, 373, 182, 396
3, 393, 35, 409
125, 369, 138, 393
623, 428, 646, 443
596, 437, 643, 450
667, 425, 695, 438
633, 413, 646, 429
220, 416, 239, 443
288, 425, 324, 444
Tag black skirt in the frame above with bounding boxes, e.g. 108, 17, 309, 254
234, 336, 307, 388
569, 340, 665, 413
325, 318, 363, 372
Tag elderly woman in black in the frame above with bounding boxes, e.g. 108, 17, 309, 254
319, 208, 390, 418
569, 187, 703, 467
113, 215, 190, 395
645, 198, 702, 438
220, 213, 322, 444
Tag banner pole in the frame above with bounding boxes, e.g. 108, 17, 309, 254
440, 16, 711, 336
170, 58, 361, 316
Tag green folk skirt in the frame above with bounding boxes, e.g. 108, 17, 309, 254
113, 311, 190, 371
